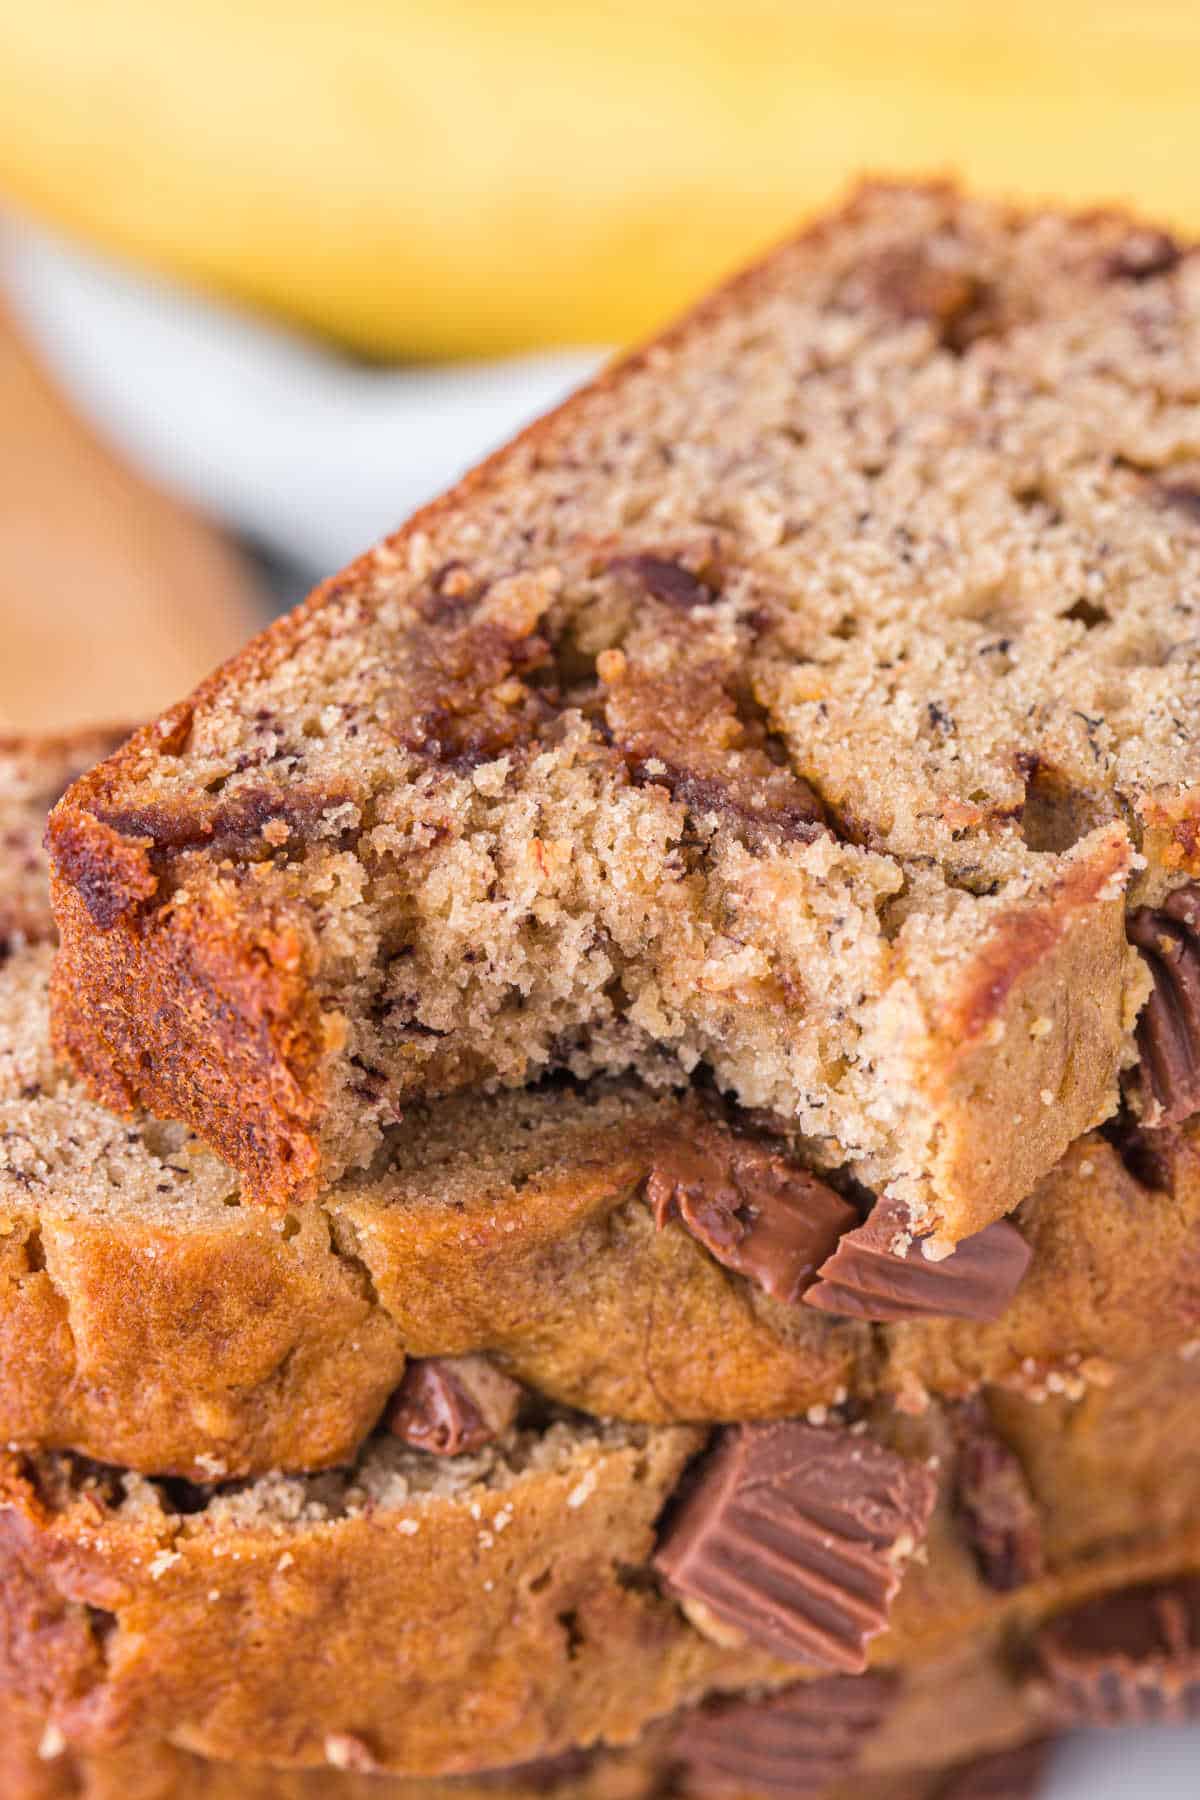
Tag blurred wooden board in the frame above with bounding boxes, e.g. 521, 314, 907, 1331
0, 300, 264, 730
0, 0, 1197, 356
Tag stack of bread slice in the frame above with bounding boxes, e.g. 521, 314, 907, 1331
10, 182, 1200, 1800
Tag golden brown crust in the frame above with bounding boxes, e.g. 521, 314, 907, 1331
0, 722, 1189, 1477
923, 828, 1135, 1246
0, 728, 1180, 1479
49, 873, 328, 1205
5, 1353, 1200, 1775
4, 1014, 1200, 1476
45, 182, 1200, 1234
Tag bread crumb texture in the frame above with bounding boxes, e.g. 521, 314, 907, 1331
7, 1350, 1200, 1774
45, 184, 1200, 1244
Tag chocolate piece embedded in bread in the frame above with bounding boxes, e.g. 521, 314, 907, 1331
951, 1400, 1044, 1592
653, 1421, 937, 1670
934, 1740, 1053, 1800
648, 1129, 856, 1304
387, 1358, 522, 1455
804, 1202, 1031, 1324
52, 182, 1200, 1253
1128, 885, 1200, 1126
673, 1673, 898, 1797
1037, 1576, 1200, 1724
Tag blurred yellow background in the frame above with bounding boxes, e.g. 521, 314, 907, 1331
1, 0, 1198, 358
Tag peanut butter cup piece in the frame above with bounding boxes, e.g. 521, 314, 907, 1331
1128, 885, 1200, 1126
653, 1421, 937, 1672
952, 1401, 1044, 1592
648, 1131, 857, 1305
1037, 1577, 1200, 1724
386, 1356, 522, 1455
675, 1672, 898, 1797
803, 1198, 1030, 1323
937, 1739, 1054, 1800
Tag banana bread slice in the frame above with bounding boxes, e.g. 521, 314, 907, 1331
5, 1655, 1058, 1800
4, 1676, 1057, 1800
7, 926, 1200, 1475
5, 1353, 1200, 1775
0, 731, 1192, 1476
46, 182, 1200, 1246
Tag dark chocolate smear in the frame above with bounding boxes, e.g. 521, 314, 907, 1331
654, 1421, 937, 1672
952, 1399, 1044, 1592
936, 1739, 1054, 1800
95, 780, 357, 861
648, 1130, 857, 1305
1128, 885, 1200, 1127
803, 1197, 1031, 1324
386, 1357, 520, 1456
675, 1672, 898, 1797
1038, 1577, 1200, 1724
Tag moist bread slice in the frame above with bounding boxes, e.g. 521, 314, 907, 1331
7, 929, 1200, 1476
6, 1351, 1200, 1775
2, 1672, 1059, 1800
0, 731, 1196, 1477
46, 182, 1200, 1246
3, 1644, 1061, 1800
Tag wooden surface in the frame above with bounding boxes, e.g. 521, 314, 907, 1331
0, 301, 265, 730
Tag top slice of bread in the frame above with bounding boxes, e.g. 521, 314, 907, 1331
46, 183, 1200, 1240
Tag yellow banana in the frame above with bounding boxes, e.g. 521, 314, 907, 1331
1, 0, 1197, 358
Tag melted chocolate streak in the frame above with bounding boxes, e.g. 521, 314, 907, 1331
1128, 886, 1200, 1126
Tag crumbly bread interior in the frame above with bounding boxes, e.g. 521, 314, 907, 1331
0, 729, 125, 944
52, 184, 1200, 1226
0, 939, 677, 1228
32, 1415, 653, 1534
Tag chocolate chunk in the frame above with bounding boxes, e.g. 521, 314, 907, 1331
1159, 482, 1200, 527
936, 1739, 1054, 1800
1101, 1113, 1179, 1194
647, 1130, 857, 1305
841, 247, 998, 351
952, 1400, 1044, 1592
1107, 230, 1182, 282
391, 618, 555, 771
386, 1356, 522, 1456
1128, 885, 1200, 1126
609, 553, 720, 611
802, 1198, 1031, 1324
1037, 1578, 1200, 1724
653, 1421, 937, 1672
674, 1672, 898, 1798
